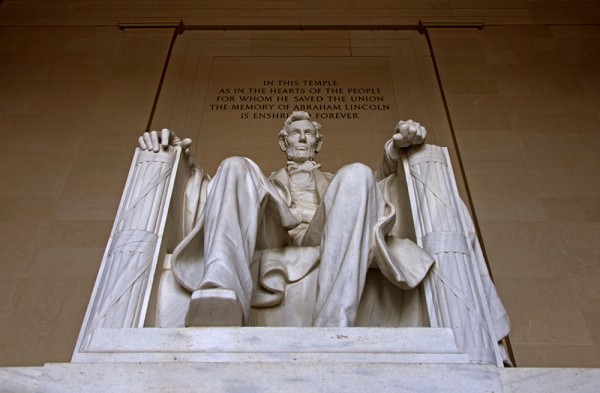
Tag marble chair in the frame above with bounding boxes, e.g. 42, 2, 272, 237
78, 143, 510, 366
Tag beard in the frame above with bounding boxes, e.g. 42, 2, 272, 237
286, 145, 315, 162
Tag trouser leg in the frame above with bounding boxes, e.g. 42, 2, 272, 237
198, 157, 293, 322
309, 163, 385, 327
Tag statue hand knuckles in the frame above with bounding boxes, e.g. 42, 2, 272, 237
138, 128, 192, 152
393, 120, 427, 149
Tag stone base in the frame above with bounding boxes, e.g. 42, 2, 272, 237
3, 328, 599, 392
3, 363, 600, 393
73, 327, 469, 363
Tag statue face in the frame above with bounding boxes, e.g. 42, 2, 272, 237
284, 119, 318, 163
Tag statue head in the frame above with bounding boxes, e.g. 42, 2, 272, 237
278, 111, 323, 163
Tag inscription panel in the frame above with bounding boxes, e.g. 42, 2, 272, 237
196, 57, 399, 173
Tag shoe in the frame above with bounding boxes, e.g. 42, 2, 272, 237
185, 288, 243, 327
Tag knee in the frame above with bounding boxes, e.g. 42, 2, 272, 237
217, 156, 255, 176
336, 163, 374, 183
220, 156, 248, 170
331, 163, 377, 194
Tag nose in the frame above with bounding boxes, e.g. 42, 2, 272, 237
299, 131, 307, 142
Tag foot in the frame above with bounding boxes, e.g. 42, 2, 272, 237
185, 288, 243, 327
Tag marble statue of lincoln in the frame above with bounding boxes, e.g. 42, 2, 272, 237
139, 111, 434, 327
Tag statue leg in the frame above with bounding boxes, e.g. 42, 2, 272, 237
186, 157, 294, 326
307, 163, 385, 327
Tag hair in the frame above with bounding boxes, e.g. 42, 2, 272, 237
278, 111, 322, 141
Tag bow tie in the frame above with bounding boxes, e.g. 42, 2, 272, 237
287, 161, 321, 174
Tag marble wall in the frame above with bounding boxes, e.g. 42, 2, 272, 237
430, 25, 600, 367
0, 26, 173, 365
149, 30, 457, 175
0, 0, 598, 26
0, 2, 598, 369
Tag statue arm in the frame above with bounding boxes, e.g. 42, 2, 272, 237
375, 120, 427, 181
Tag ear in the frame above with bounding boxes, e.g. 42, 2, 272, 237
315, 137, 323, 154
278, 137, 287, 152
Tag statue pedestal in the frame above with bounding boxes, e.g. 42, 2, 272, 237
72, 327, 468, 364
4, 361, 600, 392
